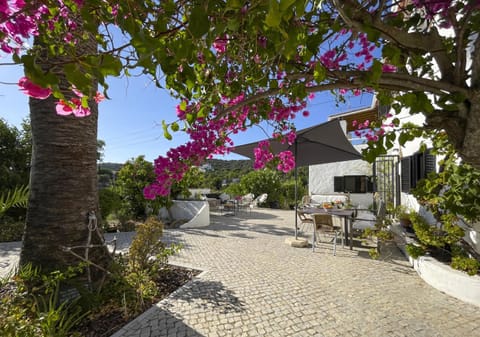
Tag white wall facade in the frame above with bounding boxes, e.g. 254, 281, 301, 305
309, 153, 374, 209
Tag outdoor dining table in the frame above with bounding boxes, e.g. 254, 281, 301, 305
301, 207, 356, 250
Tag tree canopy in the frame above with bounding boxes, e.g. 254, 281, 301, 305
2, 0, 479, 198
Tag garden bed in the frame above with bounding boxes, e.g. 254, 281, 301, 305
391, 223, 480, 307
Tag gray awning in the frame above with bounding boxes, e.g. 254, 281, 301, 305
232, 119, 362, 166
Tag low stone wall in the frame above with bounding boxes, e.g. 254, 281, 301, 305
159, 200, 210, 228
391, 224, 480, 308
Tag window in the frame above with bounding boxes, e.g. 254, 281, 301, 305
401, 150, 436, 193
334, 175, 374, 193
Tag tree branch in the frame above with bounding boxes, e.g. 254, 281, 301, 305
331, 0, 455, 81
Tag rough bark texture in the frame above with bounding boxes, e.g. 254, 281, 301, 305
20, 28, 110, 282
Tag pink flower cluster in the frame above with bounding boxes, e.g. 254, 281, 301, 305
56, 90, 105, 117
320, 49, 347, 70
0, 0, 86, 54
253, 140, 274, 170
412, 0, 452, 19
145, 94, 309, 198
352, 118, 394, 142
213, 36, 228, 54
18, 76, 104, 117
276, 151, 295, 173
0, 0, 46, 53
18, 76, 52, 99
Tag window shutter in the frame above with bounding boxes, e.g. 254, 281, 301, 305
334, 176, 344, 192
401, 157, 411, 193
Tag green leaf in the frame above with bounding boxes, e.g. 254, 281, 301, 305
265, 2, 281, 27
171, 122, 180, 132
189, 6, 210, 38
280, 0, 296, 12
162, 121, 172, 140
313, 63, 326, 82
99, 54, 123, 77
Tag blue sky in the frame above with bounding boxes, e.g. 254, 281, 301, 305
1, 61, 373, 164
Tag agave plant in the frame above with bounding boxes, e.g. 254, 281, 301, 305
0, 185, 29, 216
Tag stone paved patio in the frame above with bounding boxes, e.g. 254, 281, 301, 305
113, 209, 480, 337
2, 208, 479, 337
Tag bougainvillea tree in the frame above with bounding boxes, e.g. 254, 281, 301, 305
1, 0, 479, 271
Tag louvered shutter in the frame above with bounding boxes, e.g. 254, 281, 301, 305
334, 176, 344, 192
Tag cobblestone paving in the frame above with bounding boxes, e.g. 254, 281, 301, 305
110, 209, 480, 337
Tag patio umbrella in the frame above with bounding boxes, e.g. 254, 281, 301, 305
232, 119, 362, 239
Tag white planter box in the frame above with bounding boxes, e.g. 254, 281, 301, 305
391, 224, 480, 307
159, 200, 210, 228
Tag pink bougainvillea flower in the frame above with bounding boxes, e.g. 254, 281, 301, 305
94, 92, 105, 103
18, 77, 52, 99
56, 100, 74, 116
213, 36, 227, 54
382, 64, 397, 73
55, 99, 91, 117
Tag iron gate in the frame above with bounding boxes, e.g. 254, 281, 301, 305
373, 155, 400, 209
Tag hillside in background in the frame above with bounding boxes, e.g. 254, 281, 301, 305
99, 162, 123, 172
99, 159, 252, 173
205, 159, 253, 172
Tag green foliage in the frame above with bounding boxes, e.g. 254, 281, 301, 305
171, 166, 206, 198
99, 187, 122, 221
0, 216, 25, 242
128, 217, 166, 270
0, 119, 31, 195
405, 244, 426, 259
34, 282, 88, 337
115, 156, 156, 219
103, 217, 182, 316
413, 133, 480, 223
239, 169, 282, 206
451, 256, 480, 276
0, 185, 29, 217
0, 264, 88, 337
410, 212, 464, 249
368, 248, 380, 260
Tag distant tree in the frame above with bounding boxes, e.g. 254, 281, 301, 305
97, 139, 106, 163
98, 187, 121, 222
115, 156, 155, 219
240, 169, 282, 206
0, 118, 31, 194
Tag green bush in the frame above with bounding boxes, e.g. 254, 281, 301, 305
239, 169, 282, 206
405, 244, 426, 259
0, 216, 24, 242
99, 187, 121, 220
451, 256, 480, 276
0, 264, 88, 337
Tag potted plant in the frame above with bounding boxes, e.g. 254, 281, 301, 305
392, 205, 413, 229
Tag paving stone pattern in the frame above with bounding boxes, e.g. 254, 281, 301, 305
111, 209, 480, 337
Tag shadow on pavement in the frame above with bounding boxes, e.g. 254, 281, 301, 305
170, 279, 246, 314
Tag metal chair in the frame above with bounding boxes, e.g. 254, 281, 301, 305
297, 210, 315, 233
238, 193, 255, 213
313, 213, 342, 255
249, 193, 268, 211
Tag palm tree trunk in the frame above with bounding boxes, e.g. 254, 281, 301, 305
20, 30, 111, 286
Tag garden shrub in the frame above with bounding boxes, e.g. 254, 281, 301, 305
451, 256, 480, 276
0, 216, 24, 242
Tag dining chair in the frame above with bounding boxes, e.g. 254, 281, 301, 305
297, 210, 315, 233
313, 213, 342, 255
238, 193, 255, 213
